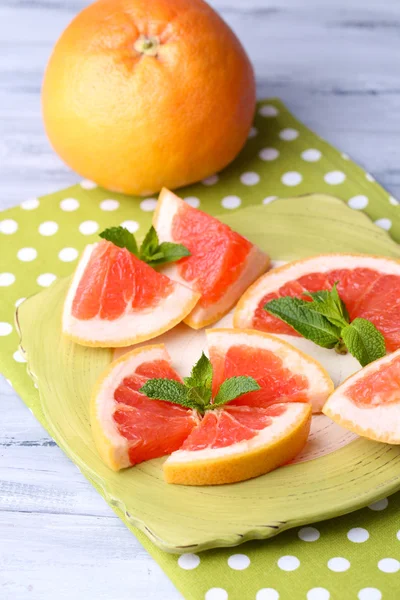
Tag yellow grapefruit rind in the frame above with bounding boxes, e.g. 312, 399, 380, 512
234, 253, 400, 329
62, 242, 201, 348
153, 188, 271, 329
91, 344, 172, 471
164, 403, 312, 485
323, 348, 400, 444
206, 328, 334, 413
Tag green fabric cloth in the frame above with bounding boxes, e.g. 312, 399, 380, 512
1, 99, 399, 600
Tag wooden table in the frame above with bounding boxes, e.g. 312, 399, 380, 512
1, 1, 399, 598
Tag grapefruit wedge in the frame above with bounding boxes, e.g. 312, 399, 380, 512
234, 254, 400, 352
62, 240, 200, 347
153, 188, 270, 328
91, 345, 199, 470
323, 349, 400, 444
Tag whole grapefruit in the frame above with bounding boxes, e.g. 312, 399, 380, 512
42, 0, 256, 196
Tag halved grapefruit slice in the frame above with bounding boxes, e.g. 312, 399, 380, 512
323, 349, 400, 444
62, 240, 200, 347
91, 345, 199, 470
164, 403, 311, 485
234, 254, 400, 352
153, 188, 270, 329
207, 328, 334, 413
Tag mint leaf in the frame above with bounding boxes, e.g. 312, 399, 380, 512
341, 318, 386, 367
183, 353, 214, 410
139, 379, 197, 410
147, 242, 190, 266
265, 297, 341, 348
304, 283, 349, 328
213, 376, 260, 407
100, 224, 190, 266
184, 352, 213, 389
99, 226, 139, 256
139, 226, 159, 261
186, 385, 212, 410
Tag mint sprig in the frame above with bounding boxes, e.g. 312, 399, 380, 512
139, 352, 260, 413
265, 283, 386, 367
99, 225, 190, 266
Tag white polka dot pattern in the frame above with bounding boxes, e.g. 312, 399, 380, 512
177, 553, 200, 570
298, 527, 320, 542
227, 554, 250, 570
221, 196, 241, 210
0, 219, 18, 234
277, 556, 300, 571
256, 590, 279, 600
327, 557, 350, 572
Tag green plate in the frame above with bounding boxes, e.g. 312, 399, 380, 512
17, 194, 400, 553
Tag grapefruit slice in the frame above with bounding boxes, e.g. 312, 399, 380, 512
153, 188, 270, 328
62, 240, 200, 347
234, 254, 400, 352
207, 328, 334, 413
164, 403, 311, 485
91, 345, 199, 470
323, 349, 400, 444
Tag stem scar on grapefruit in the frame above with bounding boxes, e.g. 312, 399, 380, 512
153, 188, 270, 328
62, 240, 200, 347
234, 254, 400, 352
41, 0, 256, 196
323, 348, 400, 444
91, 329, 333, 484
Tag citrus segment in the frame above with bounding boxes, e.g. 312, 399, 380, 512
206, 328, 334, 413
234, 255, 400, 352
91, 345, 199, 470
153, 188, 270, 328
63, 240, 200, 347
163, 403, 312, 485
323, 349, 400, 443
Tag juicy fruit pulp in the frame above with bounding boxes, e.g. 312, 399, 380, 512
347, 353, 400, 408
72, 240, 172, 320
172, 202, 252, 307
210, 345, 308, 408
181, 404, 287, 451
113, 359, 197, 465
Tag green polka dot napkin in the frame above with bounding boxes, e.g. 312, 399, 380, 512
1, 99, 399, 600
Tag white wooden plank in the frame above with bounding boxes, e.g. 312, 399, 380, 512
0, 512, 181, 600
